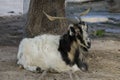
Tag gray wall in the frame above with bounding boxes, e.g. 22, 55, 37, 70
23, 0, 30, 14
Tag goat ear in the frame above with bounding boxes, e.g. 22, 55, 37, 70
69, 27, 75, 36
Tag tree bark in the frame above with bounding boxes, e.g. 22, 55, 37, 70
25, 0, 68, 37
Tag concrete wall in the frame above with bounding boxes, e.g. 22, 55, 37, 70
0, 0, 23, 16
23, 0, 30, 14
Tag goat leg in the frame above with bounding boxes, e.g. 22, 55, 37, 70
68, 71, 74, 80
39, 70, 48, 80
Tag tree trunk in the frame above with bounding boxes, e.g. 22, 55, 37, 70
25, 0, 68, 37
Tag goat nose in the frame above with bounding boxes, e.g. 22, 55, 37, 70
79, 63, 88, 72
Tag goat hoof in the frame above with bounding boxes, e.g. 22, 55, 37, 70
18, 65, 24, 69
80, 63, 88, 72
36, 67, 43, 73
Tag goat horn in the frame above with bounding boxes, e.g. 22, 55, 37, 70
43, 8, 91, 22
43, 11, 66, 21
79, 8, 91, 16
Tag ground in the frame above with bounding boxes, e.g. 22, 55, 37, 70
0, 15, 120, 80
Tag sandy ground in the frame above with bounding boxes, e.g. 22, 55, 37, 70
0, 39, 120, 80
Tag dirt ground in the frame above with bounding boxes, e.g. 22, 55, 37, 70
0, 39, 120, 80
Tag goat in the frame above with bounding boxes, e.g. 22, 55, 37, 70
17, 8, 91, 73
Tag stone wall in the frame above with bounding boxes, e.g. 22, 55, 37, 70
0, 16, 25, 46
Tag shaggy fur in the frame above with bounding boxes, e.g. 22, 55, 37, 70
17, 22, 91, 72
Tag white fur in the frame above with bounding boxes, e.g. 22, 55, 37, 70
17, 34, 80, 72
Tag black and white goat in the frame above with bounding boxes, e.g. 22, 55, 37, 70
17, 9, 91, 73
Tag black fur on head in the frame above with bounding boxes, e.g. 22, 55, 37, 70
58, 22, 91, 71
74, 21, 91, 50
